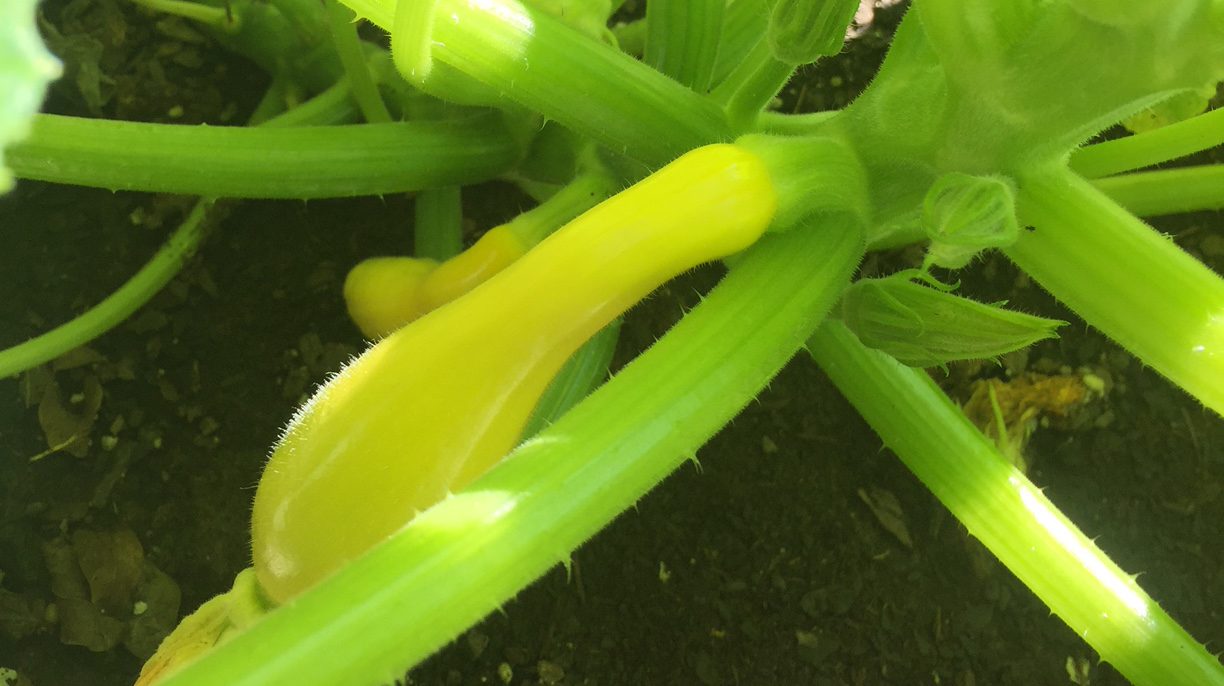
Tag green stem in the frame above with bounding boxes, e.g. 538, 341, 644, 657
197, 0, 343, 96
1093, 164, 1224, 216
258, 80, 361, 127
343, 0, 730, 166
807, 319, 1224, 686
5, 113, 521, 198
246, 79, 293, 125
154, 215, 864, 686
709, 0, 769, 90
0, 82, 374, 380
505, 172, 616, 247
644, 0, 723, 92
1008, 164, 1224, 415
711, 38, 796, 132
326, 0, 392, 124
1069, 106, 1224, 179
131, 0, 230, 27
609, 18, 645, 57
390, 0, 438, 81
0, 200, 218, 380
413, 186, 463, 260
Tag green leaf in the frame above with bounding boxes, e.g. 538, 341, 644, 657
0, 0, 61, 194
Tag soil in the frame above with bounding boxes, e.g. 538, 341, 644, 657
1, 2, 1222, 686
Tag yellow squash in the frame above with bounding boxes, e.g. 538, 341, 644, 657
251, 143, 779, 604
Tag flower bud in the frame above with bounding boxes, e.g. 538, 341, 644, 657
922, 172, 1019, 269
841, 272, 1063, 367
768, 0, 860, 64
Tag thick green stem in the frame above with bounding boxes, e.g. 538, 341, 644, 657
343, 0, 731, 165
710, 38, 796, 132
326, 0, 392, 124
709, 0, 769, 89
644, 0, 723, 92
5, 113, 520, 198
1070, 106, 1224, 179
154, 215, 864, 686
1094, 164, 1224, 216
1008, 164, 1224, 415
807, 319, 1224, 686
390, 0, 438, 81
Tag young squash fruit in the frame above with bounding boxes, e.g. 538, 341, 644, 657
136, 143, 778, 685
343, 224, 528, 339
251, 142, 778, 604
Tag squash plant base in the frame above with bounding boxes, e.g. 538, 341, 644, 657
1, 3, 1222, 685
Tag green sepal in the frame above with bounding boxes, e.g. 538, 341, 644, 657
840, 271, 1064, 368
922, 172, 1019, 269
767, 0, 860, 64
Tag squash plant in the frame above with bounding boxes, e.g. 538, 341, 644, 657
2, 0, 1224, 685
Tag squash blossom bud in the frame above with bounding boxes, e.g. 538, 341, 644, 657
251, 143, 778, 604
922, 172, 1019, 269
840, 272, 1064, 368
768, 0, 861, 64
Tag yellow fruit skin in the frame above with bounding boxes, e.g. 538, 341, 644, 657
343, 257, 439, 338
250, 144, 778, 605
343, 227, 525, 338
421, 224, 527, 310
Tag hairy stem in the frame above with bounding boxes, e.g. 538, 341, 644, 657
1094, 164, 1224, 216
807, 319, 1224, 686
343, 0, 730, 165
1070, 106, 1224, 179
5, 113, 520, 198
644, 0, 722, 91
1009, 164, 1224, 415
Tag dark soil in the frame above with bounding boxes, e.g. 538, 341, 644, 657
1, 2, 1222, 686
